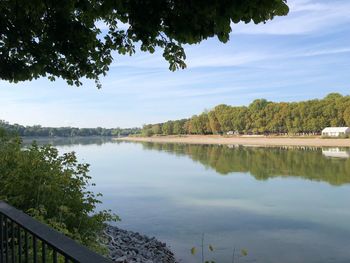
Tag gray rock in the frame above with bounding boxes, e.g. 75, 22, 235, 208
115, 256, 127, 262
104, 225, 178, 263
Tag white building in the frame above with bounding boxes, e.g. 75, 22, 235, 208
322, 148, 350, 158
226, 130, 239, 135
321, 127, 350, 137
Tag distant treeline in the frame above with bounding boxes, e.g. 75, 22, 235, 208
141, 93, 350, 136
0, 120, 140, 137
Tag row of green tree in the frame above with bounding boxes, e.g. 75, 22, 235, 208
141, 93, 350, 136
0, 120, 140, 137
140, 142, 350, 186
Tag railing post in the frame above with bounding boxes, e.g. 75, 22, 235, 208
11, 221, 14, 263
33, 236, 37, 263
0, 214, 3, 263
24, 231, 28, 262
17, 227, 22, 263
42, 242, 46, 263
5, 219, 8, 263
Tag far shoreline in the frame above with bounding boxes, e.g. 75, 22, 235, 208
117, 135, 350, 147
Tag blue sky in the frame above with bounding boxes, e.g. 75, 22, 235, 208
1, 0, 349, 128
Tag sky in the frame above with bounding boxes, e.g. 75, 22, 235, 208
1, 0, 349, 128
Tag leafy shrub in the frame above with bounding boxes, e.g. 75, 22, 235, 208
0, 130, 118, 254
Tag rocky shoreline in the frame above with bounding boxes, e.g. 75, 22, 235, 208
105, 225, 178, 263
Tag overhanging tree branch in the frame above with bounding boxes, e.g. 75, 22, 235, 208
0, 0, 289, 87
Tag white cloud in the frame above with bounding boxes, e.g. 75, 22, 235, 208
186, 52, 268, 68
232, 0, 350, 35
297, 47, 350, 57
110, 43, 270, 70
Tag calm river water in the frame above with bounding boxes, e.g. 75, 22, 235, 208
29, 137, 350, 263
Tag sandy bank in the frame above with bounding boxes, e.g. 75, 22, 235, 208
117, 135, 350, 147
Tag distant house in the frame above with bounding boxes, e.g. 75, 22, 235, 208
321, 127, 350, 137
226, 130, 239, 135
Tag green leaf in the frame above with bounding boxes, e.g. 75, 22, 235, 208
241, 249, 248, 256
191, 247, 197, 255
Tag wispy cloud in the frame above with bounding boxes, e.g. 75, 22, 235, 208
232, 0, 350, 35
186, 52, 268, 68
296, 47, 350, 57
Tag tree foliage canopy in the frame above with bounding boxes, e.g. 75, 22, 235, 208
141, 93, 350, 136
0, 0, 289, 87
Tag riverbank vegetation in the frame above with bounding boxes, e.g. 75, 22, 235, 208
0, 129, 118, 254
141, 93, 350, 136
0, 120, 140, 137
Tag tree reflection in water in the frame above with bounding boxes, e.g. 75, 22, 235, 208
140, 142, 350, 186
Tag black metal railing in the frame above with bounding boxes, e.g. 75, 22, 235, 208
0, 201, 111, 263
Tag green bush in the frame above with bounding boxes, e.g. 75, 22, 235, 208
0, 130, 118, 254
141, 129, 154, 137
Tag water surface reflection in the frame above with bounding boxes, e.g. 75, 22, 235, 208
29, 139, 350, 263
140, 142, 350, 186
